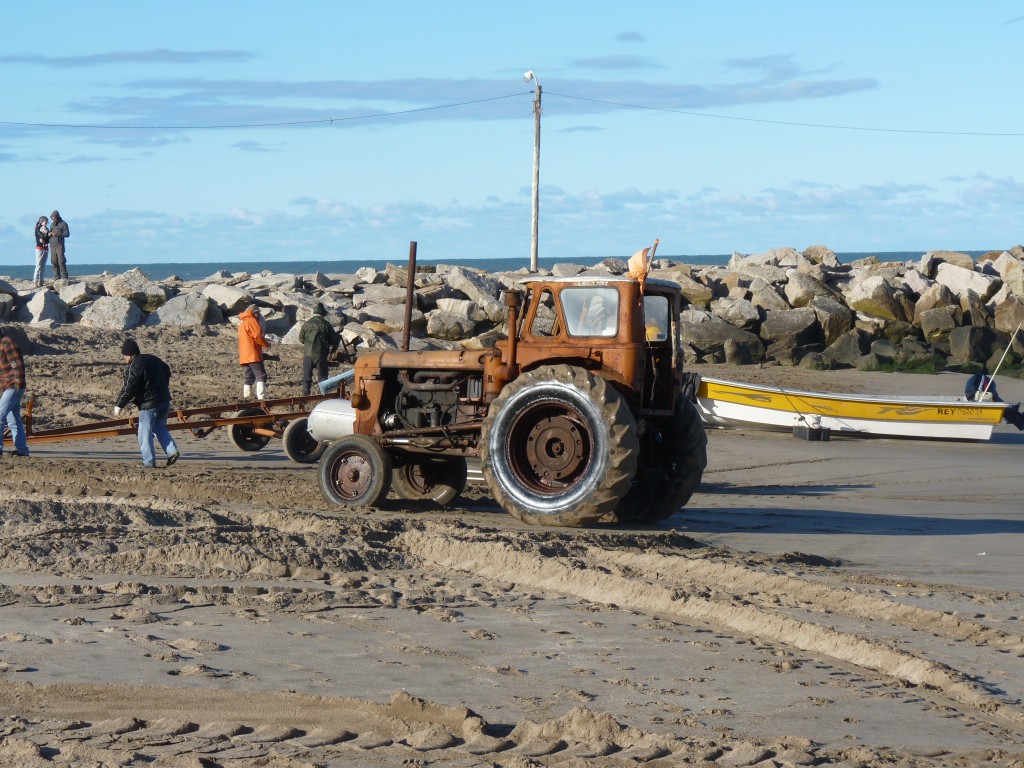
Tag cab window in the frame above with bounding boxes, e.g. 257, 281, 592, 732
529, 289, 558, 337
643, 295, 669, 342
561, 287, 619, 337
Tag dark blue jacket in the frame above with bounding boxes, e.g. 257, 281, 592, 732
115, 353, 172, 410
965, 372, 1001, 402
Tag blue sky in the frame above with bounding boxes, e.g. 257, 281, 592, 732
2, 1, 1024, 267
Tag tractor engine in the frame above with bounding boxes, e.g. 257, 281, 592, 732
382, 371, 483, 431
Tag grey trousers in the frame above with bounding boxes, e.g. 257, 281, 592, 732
50, 246, 67, 279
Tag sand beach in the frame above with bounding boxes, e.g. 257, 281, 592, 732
0, 319, 1021, 767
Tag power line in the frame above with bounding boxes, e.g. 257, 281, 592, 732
546, 91, 1024, 137
0, 92, 523, 130
1, 87, 1021, 137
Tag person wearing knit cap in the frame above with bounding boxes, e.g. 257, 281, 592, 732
0, 327, 30, 458
238, 304, 271, 400
114, 338, 180, 468
298, 302, 340, 397
48, 210, 70, 283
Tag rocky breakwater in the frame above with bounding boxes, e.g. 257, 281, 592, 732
664, 244, 1024, 373
1, 246, 1023, 374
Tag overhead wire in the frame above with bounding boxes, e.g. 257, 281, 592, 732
0, 88, 1021, 137
0, 92, 524, 130
546, 91, 1024, 137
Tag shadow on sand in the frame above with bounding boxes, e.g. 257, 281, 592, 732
672, 505, 1024, 537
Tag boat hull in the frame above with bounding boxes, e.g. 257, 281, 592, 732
696, 376, 1006, 441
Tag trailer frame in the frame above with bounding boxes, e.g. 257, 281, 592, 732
17, 393, 336, 463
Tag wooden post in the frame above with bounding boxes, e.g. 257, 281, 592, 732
530, 82, 541, 273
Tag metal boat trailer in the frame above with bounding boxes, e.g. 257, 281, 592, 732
19, 393, 334, 464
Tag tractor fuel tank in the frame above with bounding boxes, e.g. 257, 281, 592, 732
308, 398, 357, 442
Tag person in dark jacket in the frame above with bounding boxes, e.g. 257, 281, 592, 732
965, 366, 1001, 402
298, 302, 340, 396
114, 339, 180, 468
48, 210, 70, 282
965, 366, 1024, 430
33, 216, 49, 287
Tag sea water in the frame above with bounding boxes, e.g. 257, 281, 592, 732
0, 251, 986, 283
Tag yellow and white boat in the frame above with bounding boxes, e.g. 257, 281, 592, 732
695, 376, 1008, 441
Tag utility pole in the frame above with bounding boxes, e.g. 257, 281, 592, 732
524, 70, 541, 273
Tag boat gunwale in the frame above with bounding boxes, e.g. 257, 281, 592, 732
698, 376, 1008, 412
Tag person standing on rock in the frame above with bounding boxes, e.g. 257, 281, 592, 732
33, 216, 49, 287
298, 302, 340, 396
47, 210, 70, 283
0, 327, 30, 458
238, 304, 271, 400
114, 339, 181, 469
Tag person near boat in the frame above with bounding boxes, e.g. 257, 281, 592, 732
965, 366, 1024, 430
965, 366, 1000, 402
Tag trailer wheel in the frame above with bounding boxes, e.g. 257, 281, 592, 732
319, 435, 392, 508
613, 399, 707, 524
392, 457, 468, 506
282, 417, 326, 464
481, 365, 637, 527
230, 408, 273, 452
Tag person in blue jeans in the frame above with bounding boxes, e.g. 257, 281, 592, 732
0, 327, 30, 458
114, 339, 181, 468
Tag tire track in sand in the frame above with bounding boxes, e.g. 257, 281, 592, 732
595, 547, 1024, 653
401, 522, 1024, 725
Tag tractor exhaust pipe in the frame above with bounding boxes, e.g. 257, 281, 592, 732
503, 290, 520, 370
402, 241, 417, 352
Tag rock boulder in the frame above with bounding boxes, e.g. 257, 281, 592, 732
80, 296, 145, 330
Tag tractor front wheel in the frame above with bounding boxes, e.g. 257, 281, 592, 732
319, 435, 392, 508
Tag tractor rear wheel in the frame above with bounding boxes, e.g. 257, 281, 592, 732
282, 417, 326, 464
392, 457, 468, 506
480, 365, 637, 527
612, 399, 707, 524
229, 408, 273, 452
319, 435, 392, 508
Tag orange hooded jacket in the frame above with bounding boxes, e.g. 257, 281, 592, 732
238, 306, 270, 365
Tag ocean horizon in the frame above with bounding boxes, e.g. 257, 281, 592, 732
0, 251, 987, 283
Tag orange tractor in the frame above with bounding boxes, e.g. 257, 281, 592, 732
308, 254, 706, 526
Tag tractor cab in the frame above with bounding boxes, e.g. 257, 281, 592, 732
511, 276, 682, 415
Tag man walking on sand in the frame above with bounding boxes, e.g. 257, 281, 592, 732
114, 339, 180, 468
299, 302, 340, 396
0, 327, 30, 458
48, 210, 70, 283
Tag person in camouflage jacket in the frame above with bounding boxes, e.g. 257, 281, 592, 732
298, 302, 340, 396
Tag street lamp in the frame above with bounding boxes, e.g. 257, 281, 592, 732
524, 70, 541, 273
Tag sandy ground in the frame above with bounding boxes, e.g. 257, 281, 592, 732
1, 324, 1023, 767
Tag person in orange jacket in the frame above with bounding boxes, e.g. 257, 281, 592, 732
238, 304, 271, 400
